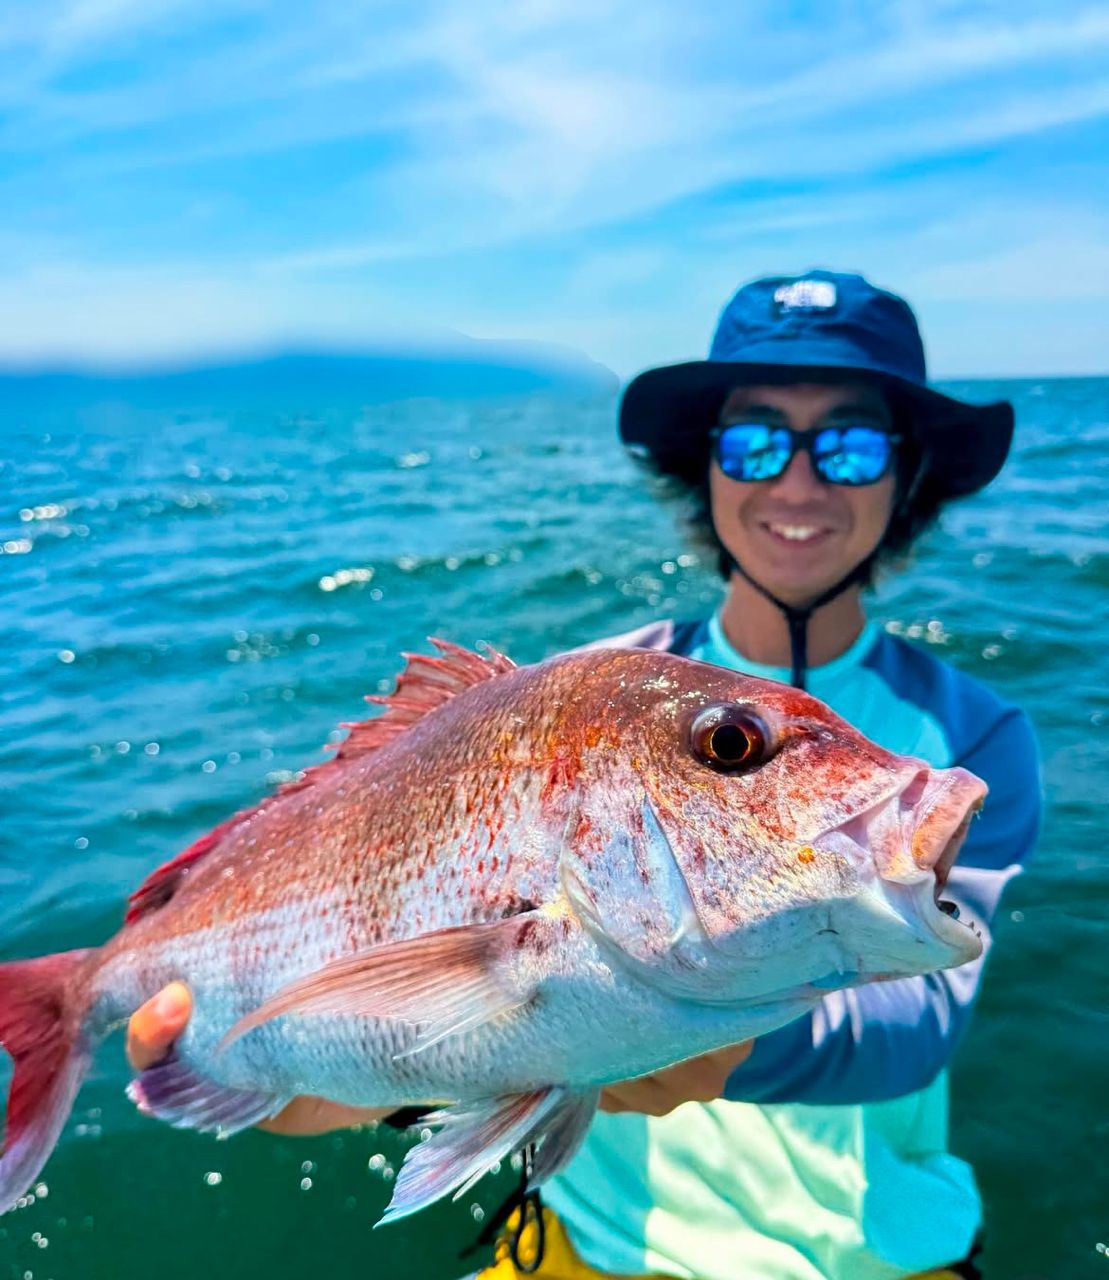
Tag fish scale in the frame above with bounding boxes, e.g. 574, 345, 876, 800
0, 639, 986, 1225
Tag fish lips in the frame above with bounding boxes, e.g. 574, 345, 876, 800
823, 874, 983, 985
808, 766, 988, 979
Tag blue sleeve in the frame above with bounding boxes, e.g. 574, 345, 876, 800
724, 705, 1041, 1106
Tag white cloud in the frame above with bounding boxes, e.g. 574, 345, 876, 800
0, 0, 1107, 370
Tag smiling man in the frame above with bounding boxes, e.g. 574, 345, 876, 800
127, 272, 1040, 1280
500, 271, 1042, 1280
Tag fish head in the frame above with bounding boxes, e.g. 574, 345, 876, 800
559, 650, 986, 1007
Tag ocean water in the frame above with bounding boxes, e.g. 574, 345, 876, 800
1, 376, 1106, 1280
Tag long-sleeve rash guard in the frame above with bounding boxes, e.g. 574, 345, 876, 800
543, 614, 1040, 1280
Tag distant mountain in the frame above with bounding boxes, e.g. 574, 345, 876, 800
0, 339, 618, 409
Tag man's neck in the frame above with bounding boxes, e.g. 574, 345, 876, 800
716, 573, 868, 669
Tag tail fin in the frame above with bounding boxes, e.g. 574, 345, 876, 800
0, 950, 93, 1214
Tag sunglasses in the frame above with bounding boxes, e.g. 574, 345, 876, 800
711, 421, 901, 487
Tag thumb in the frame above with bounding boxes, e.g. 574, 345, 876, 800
127, 982, 193, 1070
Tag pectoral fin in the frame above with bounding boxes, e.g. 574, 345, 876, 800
379, 1087, 600, 1225
222, 913, 544, 1056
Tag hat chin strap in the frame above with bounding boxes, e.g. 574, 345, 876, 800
723, 552, 873, 690
716, 450, 927, 689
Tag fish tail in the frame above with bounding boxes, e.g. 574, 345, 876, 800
0, 949, 95, 1214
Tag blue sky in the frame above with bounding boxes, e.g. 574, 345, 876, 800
1, 0, 1107, 377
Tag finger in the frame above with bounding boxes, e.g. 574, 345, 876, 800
667, 1042, 754, 1101
599, 1042, 756, 1116
127, 982, 193, 1070
600, 1076, 674, 1117
256, 1097, 393, 1136
704, 1041, 755, 1074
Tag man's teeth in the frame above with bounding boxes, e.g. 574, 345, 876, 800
769, 524, 822, 541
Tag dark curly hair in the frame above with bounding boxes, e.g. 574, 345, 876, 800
638, 393, 950, 585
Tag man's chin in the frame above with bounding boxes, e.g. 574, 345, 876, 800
735, 531, 863, 601
737, 561, 849, 606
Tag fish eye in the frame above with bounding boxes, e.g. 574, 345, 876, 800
690, 705, 773, 773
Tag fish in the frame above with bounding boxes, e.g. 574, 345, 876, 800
0, 640, 986, 1223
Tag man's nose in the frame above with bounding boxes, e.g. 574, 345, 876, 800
767, 448, 825, 501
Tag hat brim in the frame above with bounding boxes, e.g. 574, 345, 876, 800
619, 359, 1013, 499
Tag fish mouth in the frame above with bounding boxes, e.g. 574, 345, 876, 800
812, 766, 988, 975
829, 766, 986, 889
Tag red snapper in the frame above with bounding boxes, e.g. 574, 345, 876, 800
0, 642, 986, 1223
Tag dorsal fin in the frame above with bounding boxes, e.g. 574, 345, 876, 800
332, 638, 515, 762
125, 639, 515, 925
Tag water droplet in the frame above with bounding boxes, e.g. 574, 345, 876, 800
300, 1160, 315, 1175
204, 1172, 222, 1187
115, 741, 131, 754
306, 633, 319, 646
144, 742, 160, 756
397, 450, 430, 469
74, 837, 89, 850
58, 650, 75, 664
1010, 910, 1025, 923
202, 760, 217, 773
33, 1184, 47, 1199
226, 751, 241, 764
470, 1204, 485, 1222
368, 1154, 386, 1172
300, 1177, 313, 1191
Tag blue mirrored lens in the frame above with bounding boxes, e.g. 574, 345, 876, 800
812, 426, 894, 485
715, 425, 792, 482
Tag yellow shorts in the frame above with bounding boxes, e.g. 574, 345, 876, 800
471, 1206, 976, 1280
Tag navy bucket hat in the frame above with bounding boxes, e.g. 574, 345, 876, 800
620, 269, 1013, 498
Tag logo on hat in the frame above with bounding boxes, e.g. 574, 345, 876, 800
773, 279, 837, 312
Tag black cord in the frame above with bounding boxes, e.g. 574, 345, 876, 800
458, 1144, 546, 1272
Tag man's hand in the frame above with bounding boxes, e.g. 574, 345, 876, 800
126, 983, 390, 1136
599, 1043, 754, 1117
